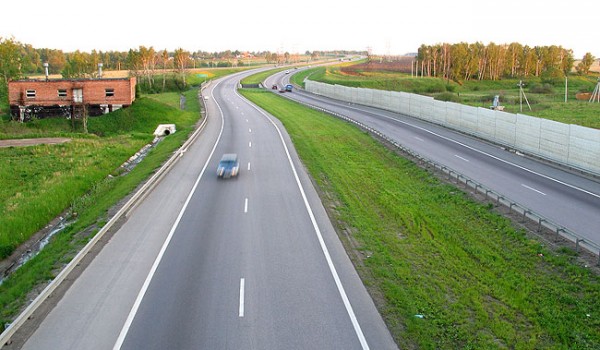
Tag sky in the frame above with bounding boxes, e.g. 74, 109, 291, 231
1, 0, 597, 58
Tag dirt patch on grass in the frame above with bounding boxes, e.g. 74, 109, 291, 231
0, 138, 71, 148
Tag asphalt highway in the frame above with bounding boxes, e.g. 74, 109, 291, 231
267, 71, 600, 249
20, 70, 397, 350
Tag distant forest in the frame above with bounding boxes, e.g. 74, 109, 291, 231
414, 42, 596, 82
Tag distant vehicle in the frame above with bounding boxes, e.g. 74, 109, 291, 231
285, 84, 293, 92
217, 153, 239, 178
272, 84, 278, 90
285, 70, 290, 74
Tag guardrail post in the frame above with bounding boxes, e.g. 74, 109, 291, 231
522, 210, 531, 223
575, 238, 583, 253
556, 227, 565, 242
537, 218, 546, 232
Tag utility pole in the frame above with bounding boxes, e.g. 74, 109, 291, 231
565, 76, 568, 103
589, 78, 600, 103
518, 80, 532, 112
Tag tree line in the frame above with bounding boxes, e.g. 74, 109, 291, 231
1, 37, 350, 85
416, 42, 596, 82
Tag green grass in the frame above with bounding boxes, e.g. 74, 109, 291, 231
240, 88, 600, 349
306, 65, 600, 129
0, 96, 200, 258
240, 67, 291, 85
0, 88, 204, 330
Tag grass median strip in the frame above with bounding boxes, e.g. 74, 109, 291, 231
240, 89, 599, 349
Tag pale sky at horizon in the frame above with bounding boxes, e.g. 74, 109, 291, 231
1, 0, 597, 59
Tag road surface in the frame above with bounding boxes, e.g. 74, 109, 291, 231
19, 70, 397, 350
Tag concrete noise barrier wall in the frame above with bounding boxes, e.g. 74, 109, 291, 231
305, 80, 600, 176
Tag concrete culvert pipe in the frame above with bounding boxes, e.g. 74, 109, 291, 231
153, 124, 176, 136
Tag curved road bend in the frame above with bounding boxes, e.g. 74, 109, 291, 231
20, 71, 397, 349
268, 73, 600, 248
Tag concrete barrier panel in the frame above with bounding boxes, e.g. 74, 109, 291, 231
539, 119, 570, 163
445, 102, 461, 130
422, 99, 436, 122
399, 92, 410, 115
377, 90, 391, 110
432, 100, 447, 125
410, 94, 433, 119
476, 108, 497, 139
390, 91, 402, 114
362, 88, 374, 106
495, 113, 517, 146
458, 105, 478, 133
515, 114, 542, 154
334, 84, 344, 101
568, 125, 600, 173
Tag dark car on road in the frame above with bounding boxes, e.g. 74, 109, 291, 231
217, 153, 240, 178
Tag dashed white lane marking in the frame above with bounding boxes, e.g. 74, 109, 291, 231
248, 162, 251, 171
244, 198, 248, 213
454, 155, 470, 162
522, 184, 547, 196
239, 278, 245, 317
249, 141, 252, 148
414, 136, 424, 142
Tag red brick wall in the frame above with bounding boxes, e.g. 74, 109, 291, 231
8, 77, 136, 106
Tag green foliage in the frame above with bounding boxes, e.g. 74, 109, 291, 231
417, 42, 575, 81
0, 37, 25, 83
241, 89, 600, 349
435, 92, 462, 102
540, 67, 564, 86
576, 53, 596, 75
240, 67, 289, 85
529, 83, 555, 94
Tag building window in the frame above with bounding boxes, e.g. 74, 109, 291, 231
105, 88, 114, 97
26, 90, 36, 98
58, 89, 67, 97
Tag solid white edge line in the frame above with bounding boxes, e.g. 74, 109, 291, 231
236, 90, 370, 350
112, 79, 226, 350
239, 278, 245, 317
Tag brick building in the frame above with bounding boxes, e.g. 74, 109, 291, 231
8, 77, 136, 121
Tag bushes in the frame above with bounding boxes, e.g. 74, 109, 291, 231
529, 83, 555, 94
435, 92, 462, 102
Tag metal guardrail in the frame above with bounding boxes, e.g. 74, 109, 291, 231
280, 92, 600, 266
0, 83, 212, 348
